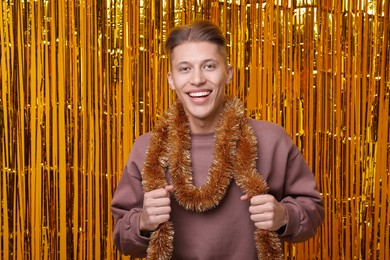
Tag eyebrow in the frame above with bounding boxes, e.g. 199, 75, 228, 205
175, 59, 220, 67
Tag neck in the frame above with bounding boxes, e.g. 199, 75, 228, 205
189, 119, 217, 134
187, 104, 225, 134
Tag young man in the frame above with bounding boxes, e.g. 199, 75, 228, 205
111, 20, 324, 259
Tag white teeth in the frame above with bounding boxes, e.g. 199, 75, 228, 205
189, 91, 210, 97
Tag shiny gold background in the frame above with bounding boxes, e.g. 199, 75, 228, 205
0, 0, 389, 259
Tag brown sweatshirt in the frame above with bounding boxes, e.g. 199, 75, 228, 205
110, 119, 324, 259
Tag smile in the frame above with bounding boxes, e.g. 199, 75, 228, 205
188, 91, 211, 98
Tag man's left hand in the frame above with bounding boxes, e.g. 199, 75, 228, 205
241, 194, 287, 231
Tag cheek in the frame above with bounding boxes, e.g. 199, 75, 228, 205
171, 77, 188, 89
212, 75, 228, 88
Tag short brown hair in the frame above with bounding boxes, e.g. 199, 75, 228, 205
165, 20, 228, 61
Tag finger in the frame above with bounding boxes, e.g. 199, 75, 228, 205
140, 209, 171, 231
153, 213, 171, 222
254, 220, 275, 231
148, 213, 171, 226
146, 188, 171, 199
249, 202, 274, 214
250, 194, 273, 205
143, 205, 172, 216
144, 197, 171, 208
250, 212, 277, 231
250, 212, 272, 222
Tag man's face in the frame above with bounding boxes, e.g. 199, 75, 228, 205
168, 41, 233, 133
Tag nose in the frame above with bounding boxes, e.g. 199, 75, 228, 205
190, 69, 206, 86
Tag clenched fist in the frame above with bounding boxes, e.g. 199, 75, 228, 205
140, 185, 174, 232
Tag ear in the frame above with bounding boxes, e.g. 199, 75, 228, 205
226, 64, 233, 84
167, 72, 175, 90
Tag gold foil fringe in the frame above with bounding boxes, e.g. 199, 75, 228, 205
0, 0, 389, 259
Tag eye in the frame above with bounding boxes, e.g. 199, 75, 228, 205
203, 63, 217, 71
178, 66, 191, 73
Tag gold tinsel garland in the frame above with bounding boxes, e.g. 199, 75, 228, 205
0, 0, 389, 259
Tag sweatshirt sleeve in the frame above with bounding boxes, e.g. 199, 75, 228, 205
278, 151, 324, 242
249, 119, 324, 243
110, 134, 152, 257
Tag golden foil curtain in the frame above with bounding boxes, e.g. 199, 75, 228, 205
0, 0, 389, 259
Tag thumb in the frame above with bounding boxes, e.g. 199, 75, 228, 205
165, 185, 174, 192
240, 193, 249, 201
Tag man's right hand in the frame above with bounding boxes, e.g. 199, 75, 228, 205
140, 185, 174, 232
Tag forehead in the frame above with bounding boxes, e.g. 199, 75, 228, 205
170, 41, 227, 64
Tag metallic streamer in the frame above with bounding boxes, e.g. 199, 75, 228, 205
0, 0, 389, 259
